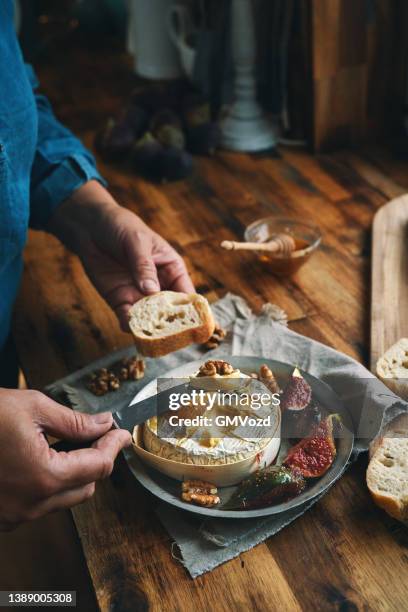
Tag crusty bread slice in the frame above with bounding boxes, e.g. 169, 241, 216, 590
367, 413, 408, 521
128, 291, 215, 357
376, 338, 408, 400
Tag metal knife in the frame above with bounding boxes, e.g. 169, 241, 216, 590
51, 380, 189, 453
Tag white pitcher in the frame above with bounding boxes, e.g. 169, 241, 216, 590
167, 3, 197, 79
127, 0, 183, 79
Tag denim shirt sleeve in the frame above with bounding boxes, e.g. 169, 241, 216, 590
26, 65, 107, 229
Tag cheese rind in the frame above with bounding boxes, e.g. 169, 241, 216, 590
142, 360, 280, 468
143, 421, 271, 465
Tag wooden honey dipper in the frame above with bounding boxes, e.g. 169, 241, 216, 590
221, 233, 296, 256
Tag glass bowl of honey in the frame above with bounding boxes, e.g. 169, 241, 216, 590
244, 217, 321, 276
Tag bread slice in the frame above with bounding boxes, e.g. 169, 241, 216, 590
367, 413, 408, 521
128, 291, 215, 357
376, 338, 408, 400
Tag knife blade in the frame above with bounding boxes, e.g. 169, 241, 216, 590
51, 380, 189, 453
112, 380, 189, 432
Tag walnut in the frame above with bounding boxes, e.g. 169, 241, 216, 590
198, 360, 217, 376
127, 357, 145, 380
218, 360, 234, 375
213, 325, 226, 340
197, 360, 234, 377
203, 324, 227, 350
181, 491, 220, 507
181, 480, 220, 507
118, 367, 129, 381
87, 378, 109, 396
182, 480, 218, 495
204, 340, 219, 350
259, 364, 273, 379
259, 364, 280, 394
87, 369, 111, 396
86, 357, 145, 396
107, 373, 120, 391
116, 356, 145, 381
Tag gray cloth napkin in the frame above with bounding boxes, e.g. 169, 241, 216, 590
46, 293, 407, 579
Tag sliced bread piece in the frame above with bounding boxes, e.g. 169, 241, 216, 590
376, 338, 408, 400
128, 291, 215, 357
367, 413, 408, 521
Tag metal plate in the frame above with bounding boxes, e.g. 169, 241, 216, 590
122, 356, 354, 519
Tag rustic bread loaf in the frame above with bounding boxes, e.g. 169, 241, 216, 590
128, 291, 214, 357
376, 338, 408, 400
367, 413, 408, 521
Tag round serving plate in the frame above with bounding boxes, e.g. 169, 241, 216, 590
122, 356, 354, 519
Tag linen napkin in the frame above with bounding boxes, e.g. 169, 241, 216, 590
46, 293, 407, 578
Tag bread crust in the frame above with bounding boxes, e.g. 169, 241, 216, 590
376, 338, 408, 401
366, 486, 406, 521
367, 414, 408, 522
369, 413, 408, 459
129, 292, 215, 357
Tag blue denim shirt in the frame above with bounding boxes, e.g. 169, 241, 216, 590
0, 1, 104, 353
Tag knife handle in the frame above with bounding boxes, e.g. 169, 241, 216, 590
51, 439, 93, 453
50, 422, 117, 453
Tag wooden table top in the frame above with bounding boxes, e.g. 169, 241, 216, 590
3, 42, 408, 612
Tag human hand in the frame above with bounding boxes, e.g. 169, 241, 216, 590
49, 181, 195, 332
0, 388, 131, 531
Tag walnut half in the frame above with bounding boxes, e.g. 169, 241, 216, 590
116, 356, 145, 381
87, 369, 120, 395
181, 480, 220, 507
197, 359, 235, 377
259, 364, 280, 394
86, 356, 145, 396
203, 324, 227, 350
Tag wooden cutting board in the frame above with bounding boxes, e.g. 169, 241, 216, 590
371, 194, 408, 372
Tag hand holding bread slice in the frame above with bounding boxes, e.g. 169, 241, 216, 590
128, 291, 215, 357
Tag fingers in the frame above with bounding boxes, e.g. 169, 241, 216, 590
168, 269, 195, 293
32, 393, 114, 442
157, 258, 195, 294
116, 304, 132, 333
123, 231, 160, 295
152, 242, 194, 293
30, 482, 97, 518
49, 429, 131, 489
92, 427, 132, 457
102, 285, 142, 332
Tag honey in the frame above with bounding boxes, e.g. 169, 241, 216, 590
258, 237, 311, 276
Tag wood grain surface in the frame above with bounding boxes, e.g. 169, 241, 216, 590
2, 37, 408, 612
371, 195, 408, 371
310, 0, 401, 151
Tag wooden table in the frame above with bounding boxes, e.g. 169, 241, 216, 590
3, 41, 408, 612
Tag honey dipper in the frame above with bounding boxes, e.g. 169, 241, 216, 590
221, 234, 296, 256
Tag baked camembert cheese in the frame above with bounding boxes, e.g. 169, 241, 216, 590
143, 360, 279, 466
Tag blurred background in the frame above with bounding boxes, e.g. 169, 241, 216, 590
17, 0, 408, 159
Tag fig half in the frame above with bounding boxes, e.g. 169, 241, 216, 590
280, 367, 312, 412
223, 465, 306, 510
283, 414, 341, 478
